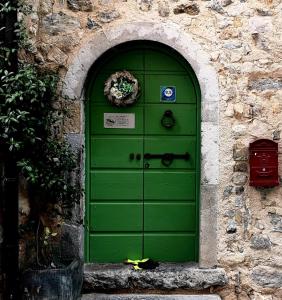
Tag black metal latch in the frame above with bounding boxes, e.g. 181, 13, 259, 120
144, 152, 189, 167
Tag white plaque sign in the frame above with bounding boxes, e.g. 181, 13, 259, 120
104, 113, 135, 129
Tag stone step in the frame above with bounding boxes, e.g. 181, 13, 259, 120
82, 294, 221, 300
83, 263, 228, 292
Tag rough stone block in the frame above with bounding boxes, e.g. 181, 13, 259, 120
63, 101, 81, 134
248, 78, 282, 91
61, 224, 84, 260
233, 143, 248, 161
233, 162, 248, 172
252, 266, 282, 288
158, 1, 170, 17
235, 186, 244, 195
226, 220, 237, 233
250, 234, 271, 250
173, 4, 200, 15
42, 12, 81, 35
268, 212, 282, 232
137, 0, 153, 11
67, 0, 93, 12
98, 10, 120, 23
83, 263, 228, 292
232, 173, 248, 185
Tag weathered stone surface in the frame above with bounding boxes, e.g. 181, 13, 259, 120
224, 210, 235, 218
221, 0, 232, 7
233, 162, 248, 172
272, 130, 281, 141
256, 9, 273, 17
67, 0, 93, 12
174, 4, 200, 15
82, 294, 222, 300
61, 223, 83, 260
38, 0, 53, 16
65, 133, 83, 160
233, 103, 244, 119
62, 101, 81, 133
158, 1, 170, 17
223, 185, 233, 198
220, 254, 245, 266
226, 220, 237, 233
249, 16, 273, 34
83, 264, 228, 291
268, 212, 282, 232
235, 186, 244, 195
86, 17, 100, 30
233, 143, 248, 161
250, 78, 282, 91
42, 12, 81, 35
47, 46, 68, 65
207, 0, 224, 14
250, 234, 271, 250
232, 173, 248, 185
252, 266, 282, 288
232, 124, 247, 137
98, 10, 120, 23
235, 195, 244, 207
137, 0, 153, 11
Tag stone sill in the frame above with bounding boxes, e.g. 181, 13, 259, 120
83, 263, 228, 292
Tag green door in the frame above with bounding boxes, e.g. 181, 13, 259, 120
85, 42, 200, 262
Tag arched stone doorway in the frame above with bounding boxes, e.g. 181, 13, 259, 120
63, 21, 219, 268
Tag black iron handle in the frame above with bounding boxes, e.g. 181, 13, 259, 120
161, 110, 176, 129
144, 153, 189, 160
144, 152, 189, 167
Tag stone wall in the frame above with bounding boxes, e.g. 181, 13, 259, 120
20, 0, 282, 299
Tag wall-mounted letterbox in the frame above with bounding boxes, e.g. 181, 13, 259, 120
249, 139, 279, 187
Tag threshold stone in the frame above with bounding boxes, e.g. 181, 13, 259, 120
83, 263, 228, 291
82, 294, 222, 300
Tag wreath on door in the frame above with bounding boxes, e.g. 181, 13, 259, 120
104, 71, 140, 107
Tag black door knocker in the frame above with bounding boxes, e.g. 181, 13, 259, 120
161, 110, 176, 129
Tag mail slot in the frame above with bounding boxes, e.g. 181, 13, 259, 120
249, 139, 279, 187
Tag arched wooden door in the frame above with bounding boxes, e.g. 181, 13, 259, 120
85, 42, 201, 262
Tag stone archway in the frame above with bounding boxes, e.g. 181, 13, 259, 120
62, 21, 220, 268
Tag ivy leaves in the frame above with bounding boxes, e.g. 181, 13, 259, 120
0, 0, 78, 208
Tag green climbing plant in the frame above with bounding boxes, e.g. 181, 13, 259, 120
0, 1, 80, 267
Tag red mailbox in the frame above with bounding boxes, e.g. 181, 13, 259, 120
249, 139, 279, 187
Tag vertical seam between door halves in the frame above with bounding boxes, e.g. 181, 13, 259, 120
142, 48, 145, 258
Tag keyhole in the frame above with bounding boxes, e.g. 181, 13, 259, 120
144, 162, 150, 169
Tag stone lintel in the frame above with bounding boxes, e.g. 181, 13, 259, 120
83, 263, 228, 292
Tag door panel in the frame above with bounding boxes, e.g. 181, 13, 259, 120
89, 203, 143, 231
145, 75, 196, 103
145, 104, 196, 135
144, 234, 196, 261
144, 171, 195, 200
103, 50, 144, 71
90, 171, 143, 200
89, 73, 144, 104
90, 137, 143, 168
144, 203, 196, 231
144, 137, 196, 169
90, 105, 144, 135
144, 50, 186, 72
90, 234, 143, 262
